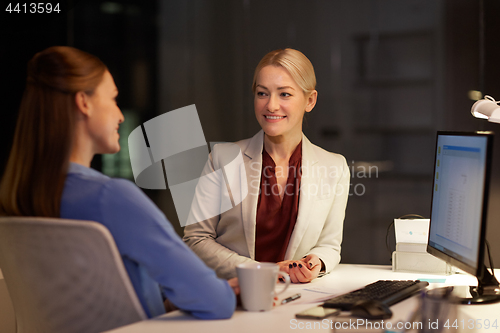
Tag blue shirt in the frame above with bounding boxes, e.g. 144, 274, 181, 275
60, 163, 235, 319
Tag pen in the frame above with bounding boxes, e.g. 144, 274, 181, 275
281, 293, 301, 305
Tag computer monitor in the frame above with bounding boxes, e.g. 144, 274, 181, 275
427, 131, 500, 304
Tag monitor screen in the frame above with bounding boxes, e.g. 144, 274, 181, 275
428, 131, 493, 276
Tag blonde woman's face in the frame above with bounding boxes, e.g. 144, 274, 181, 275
254, 65, 316, 140
86, 71, 124, 155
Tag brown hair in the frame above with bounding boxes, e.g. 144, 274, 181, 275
0, 46, 107, 217
252, 48, 317, 96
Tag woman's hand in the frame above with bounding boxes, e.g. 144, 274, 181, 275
227, 277, 242, 306
163, 298, 178, 313
227, 277, 240, 295
276, 260, 296, 274
277, 254, 322, 283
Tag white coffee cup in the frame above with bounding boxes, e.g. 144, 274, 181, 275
236, 262, 291, 311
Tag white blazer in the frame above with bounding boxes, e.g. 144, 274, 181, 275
183, 130, 350, 279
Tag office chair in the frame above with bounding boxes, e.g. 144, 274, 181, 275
0, 217, 147, 333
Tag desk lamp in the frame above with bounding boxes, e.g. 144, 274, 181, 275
471, 95, 500, 123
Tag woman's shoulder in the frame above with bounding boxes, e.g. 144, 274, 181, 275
305, 138, 347, 167
209, 133, 261, 170
211, 131, 262, 160
80, 174, 166, 224
212, 136, 255, 154
101, 177, 156, 209
62, 166, 157, 222
65, 164, 154, 208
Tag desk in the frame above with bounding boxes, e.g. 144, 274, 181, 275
106, 264, 500, 333
0, 268, 16, 333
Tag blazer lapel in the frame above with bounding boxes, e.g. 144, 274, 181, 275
284, 134, 319, 260
241, 130, 264, 259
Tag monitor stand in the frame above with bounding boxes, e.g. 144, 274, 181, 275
443, 265, 500, 305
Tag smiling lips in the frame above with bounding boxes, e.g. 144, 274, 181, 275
265, 115, 286, 121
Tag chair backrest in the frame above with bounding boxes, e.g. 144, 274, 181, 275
0, 217, 147, 333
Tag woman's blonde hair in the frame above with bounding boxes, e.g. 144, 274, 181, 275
252, 48, 316, 96
0, 46, 107, 217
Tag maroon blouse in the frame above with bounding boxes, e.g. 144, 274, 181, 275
255, 141, 302, 262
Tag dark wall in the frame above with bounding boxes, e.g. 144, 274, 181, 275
0, 1, 70, 176
443, 0, 500, 264
1, 0, 500, 266
0, 0, 158, 173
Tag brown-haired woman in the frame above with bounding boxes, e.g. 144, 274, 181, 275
0, 46, 236, 319
184, 48, 350, 283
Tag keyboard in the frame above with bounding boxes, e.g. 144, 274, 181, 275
322, 280, 429, 310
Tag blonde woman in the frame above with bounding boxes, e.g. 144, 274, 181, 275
184, 48, 350, 283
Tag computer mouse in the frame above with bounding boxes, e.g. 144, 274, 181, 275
350, 300, 393, 320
